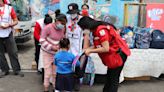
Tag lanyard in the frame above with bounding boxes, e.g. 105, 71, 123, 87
68, 17, 78, 32
0, 5, 5, 21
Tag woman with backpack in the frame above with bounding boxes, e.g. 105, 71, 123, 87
78, 16, 131, 92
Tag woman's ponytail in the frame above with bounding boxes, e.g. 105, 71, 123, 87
44, 14, 53, 25
55, 9, 67, 24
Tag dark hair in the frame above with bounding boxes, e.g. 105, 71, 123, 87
44, 14, 53, 25
2, 0, 11, 5
78, 16, 117, 31
55, 9, 60, 17
59, 38, 70, 49
81, 4, 89, 9
55, 9, 67, 23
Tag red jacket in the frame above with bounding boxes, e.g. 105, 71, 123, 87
33, 22, 41, 41
93, 25, 131, 68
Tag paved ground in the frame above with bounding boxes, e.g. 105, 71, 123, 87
0, 72, 164, 92
17, 39, 35, 69
1, 38, 164, 92
5, 39, 35, 70
0, 72, 42, 92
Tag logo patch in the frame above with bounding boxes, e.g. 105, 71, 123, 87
99, 30, 105, 36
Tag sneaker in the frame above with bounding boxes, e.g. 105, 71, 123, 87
74, 84, 80, 91
0, 71, 9, 78
37, 71, 42, 75
13, 71, 24, 77
157, 74, 164, 81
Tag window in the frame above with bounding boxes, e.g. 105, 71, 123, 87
10, 0, 31, 21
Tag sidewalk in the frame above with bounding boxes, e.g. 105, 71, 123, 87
0, 71, 164, 92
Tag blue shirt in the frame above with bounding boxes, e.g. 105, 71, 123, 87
54, 50, 80, 74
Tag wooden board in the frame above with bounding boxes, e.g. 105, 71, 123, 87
125, 76, 150, 80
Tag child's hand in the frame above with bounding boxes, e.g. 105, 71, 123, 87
51, 45, 59, 52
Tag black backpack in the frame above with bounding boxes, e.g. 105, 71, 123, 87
72, 52, 88, 78
150, 30, 164, 49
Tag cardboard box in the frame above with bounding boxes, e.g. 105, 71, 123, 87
31, 61, 37, 70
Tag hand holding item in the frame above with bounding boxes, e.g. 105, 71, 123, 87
51, 45, 59, 52
0, 22, 11, 29
84, 48, 92, 56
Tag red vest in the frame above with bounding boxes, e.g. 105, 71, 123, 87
93, 25, 131, 68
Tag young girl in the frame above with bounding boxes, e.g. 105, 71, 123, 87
54, 38, 80, 92
40, 10, 67, 92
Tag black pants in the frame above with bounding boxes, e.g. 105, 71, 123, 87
34, 38, 41, 69
103, 51, 127, 92
0, 32, 21, 72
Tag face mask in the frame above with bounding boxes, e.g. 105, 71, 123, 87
81, 9, 89, 16
71, 14, 78, 19
56, 23, 64, 30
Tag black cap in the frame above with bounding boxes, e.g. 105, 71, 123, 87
67, 3, 80, 14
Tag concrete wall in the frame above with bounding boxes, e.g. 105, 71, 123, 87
143, 0, 164, 3
109, 0, 139, 27
60, 0, 140, 27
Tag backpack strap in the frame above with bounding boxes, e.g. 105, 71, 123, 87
72, 55, 80, 72
72, 52, 85, 72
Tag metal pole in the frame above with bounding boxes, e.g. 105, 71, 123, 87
124, 4, 128, 26
138, 0, 144, 27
